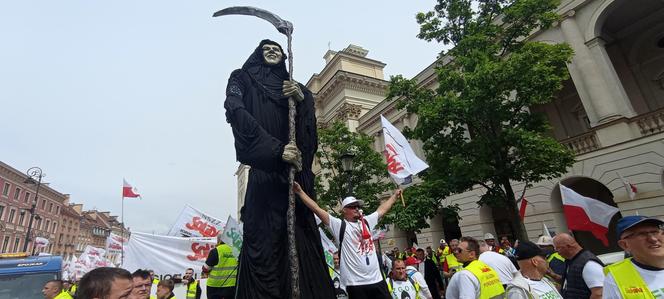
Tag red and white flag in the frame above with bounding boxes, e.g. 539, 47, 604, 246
518, 197, 528, 220
122, 179, 141, 198
560, 184, 619, 246
617, 172, 637, 200
380, 115, 429, 187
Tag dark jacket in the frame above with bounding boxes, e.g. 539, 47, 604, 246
561, 250, 604, 299
423, 258, 443, 299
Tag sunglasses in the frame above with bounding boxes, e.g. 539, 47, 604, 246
345, 205, 360, 210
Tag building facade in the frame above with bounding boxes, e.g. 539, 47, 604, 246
54, 200, 82, 260
234, 0, 664, 254
0, 161, 67, 254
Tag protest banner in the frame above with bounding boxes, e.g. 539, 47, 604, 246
168, 204, 226, 238
380, 115, 429, 187
122, 231, 216, 280
106, 232, 125, 254
35, 237, 49, 248
220, 216, 243, 258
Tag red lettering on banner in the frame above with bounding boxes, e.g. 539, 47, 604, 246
384, 144, 404, 174
186, 243, 213, 261
185, 216, 220, 237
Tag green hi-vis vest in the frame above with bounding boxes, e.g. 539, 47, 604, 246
547, 252, 565, 263
446, 252, 463, 272
186, 280, 198, 299
604, 258, 655, 299
387, 277, 420, 299
207, 244, 238, 288
465, 260, 505, 299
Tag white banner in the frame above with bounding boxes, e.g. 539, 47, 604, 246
381, 115, 429, 186
220, 216, 243, 258
167, 204, 226, 238
35, 237, 49, 248
123, 231, 216, 280
106, 232, 126, 254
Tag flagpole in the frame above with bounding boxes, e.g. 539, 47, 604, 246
121, 186, 124, 267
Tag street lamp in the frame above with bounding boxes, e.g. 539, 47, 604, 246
23, 167, 44, 253
340, 151, 355, 196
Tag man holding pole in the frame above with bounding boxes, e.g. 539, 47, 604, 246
203, 235, 238, 299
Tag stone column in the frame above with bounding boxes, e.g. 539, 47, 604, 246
586, 37, 636, 118
559, 11, 628, 124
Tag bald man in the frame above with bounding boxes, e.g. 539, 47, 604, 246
553, 233, 604, 299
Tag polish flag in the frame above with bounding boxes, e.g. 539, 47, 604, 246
122, 179, 141, 198
518, 197, 528, 220
560, 184, 619, 246
617, 172, 637, 200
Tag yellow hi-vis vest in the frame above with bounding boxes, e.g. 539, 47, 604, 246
55, 291, 73, 299
465, 260, 505, 299
603, 258, 655, 299
207, 244, 238, 288
547, 252, 565, 263
446, 252, 463, 272
186, 280, 199, 299
67, 284, 77, 296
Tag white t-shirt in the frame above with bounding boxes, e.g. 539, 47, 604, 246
388, 278, 418, 299
562, 260, 604, 290
525, 278, 563, 299
479, 251, 517, 285
603, 261, 664, 299
445, 270, 480, 299
328, 212, 382, 286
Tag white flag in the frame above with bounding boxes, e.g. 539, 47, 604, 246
381, 115, 429, 186
220, 216, 243, 259
167, 204, 226, 238
617, 172, 637, 200
106, 232, 126, 254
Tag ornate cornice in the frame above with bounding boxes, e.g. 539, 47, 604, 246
316, 71, 389, 107
335, 102, 363, 122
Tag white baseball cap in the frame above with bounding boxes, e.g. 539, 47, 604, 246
440, 239, 447, 245
484, 233, 496, 240
536, 236, 554, 246
341, 196, 364, 208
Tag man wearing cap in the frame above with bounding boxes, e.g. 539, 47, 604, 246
405, 256, 434, 299
436, 240, 449, 268
293, 182, 402, 298
536, 235, 565, 284
445, 237, 505, 299
506, 241, 563, 299
553, 233, 604, 299
484, 233, 504, 254
603, 215, 664, 299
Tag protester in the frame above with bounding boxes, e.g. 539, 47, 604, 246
478, 240, 517, 286
536, 235, 565, 284
603, 216, 664, 299
42, 280, 72, 299
483, 233, 504, 254
553, 233, 604, 299
442, 239, 462, 280
445, 237, 505, 299
155, 280, 176, 299
294, 181, 402, 298
500, 237, 516, 257
416, 248, 443, 299
78, 267, 133, 299
203, 234, 238, 299
387, 259, 421, 299
182, 267, 201, 299
148, 270, 159, 285
331, 251, 348, 298
405, 256, 434, 299
130, 269, 153, 299
505, 240, 563, 299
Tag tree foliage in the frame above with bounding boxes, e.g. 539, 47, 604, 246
388, 0, 575, 240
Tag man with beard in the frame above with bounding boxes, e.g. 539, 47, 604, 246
224, 40, 334, 298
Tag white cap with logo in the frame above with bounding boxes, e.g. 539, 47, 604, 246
341, 196, 364, 208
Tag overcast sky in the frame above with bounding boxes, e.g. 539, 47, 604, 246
0, 0, 442, 234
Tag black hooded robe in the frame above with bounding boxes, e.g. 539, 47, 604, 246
224, 40, 335, 299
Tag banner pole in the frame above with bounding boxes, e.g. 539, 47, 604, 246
121, 191, 124, 266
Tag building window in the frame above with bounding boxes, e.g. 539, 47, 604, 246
2, 236, 9, 252
13, 238, 20, 252
24, 192, 31, 203
56, 206, 60, 215
13, 187, 21, 200
2, 183, 9, 196
18, 212, 25, 226
0, 205, 4, 221
41, 199, 46, 209
45, 220, 50, 232
48, 203, 53, 213
8, 209, 16, 224
36, 218, 42, 230
52, 222, 58, 233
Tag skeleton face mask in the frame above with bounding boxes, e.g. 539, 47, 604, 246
262, 44, 283, 65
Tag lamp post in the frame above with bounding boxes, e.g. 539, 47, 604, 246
340, 151, 355, 196
23, 167, 44, 253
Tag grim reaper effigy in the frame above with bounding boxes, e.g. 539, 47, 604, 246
216, 7, 335, 299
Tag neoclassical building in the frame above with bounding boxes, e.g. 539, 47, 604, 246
237, 0, 664, 254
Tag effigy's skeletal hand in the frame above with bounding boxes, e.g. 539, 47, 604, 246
283, 80, 304, 102
282, 142, 302, 172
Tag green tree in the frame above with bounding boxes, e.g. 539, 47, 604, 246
388, 0, 575, 240
314, 121, 392, 216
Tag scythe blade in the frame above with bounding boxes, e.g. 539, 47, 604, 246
212, 6, 293, 36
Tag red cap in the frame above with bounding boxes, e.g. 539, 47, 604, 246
404, 256, 420, 266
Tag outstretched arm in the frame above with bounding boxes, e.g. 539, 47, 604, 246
293, 182, 330, 226
376, 189, 402, 218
